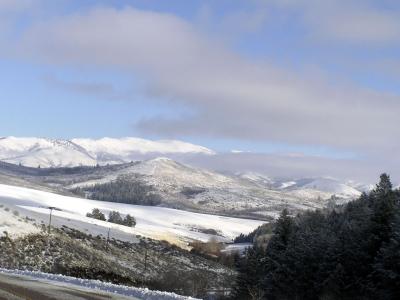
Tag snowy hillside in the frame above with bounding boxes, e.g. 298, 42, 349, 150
0, 136, 214, 168
0, 157, 364, 219
0, 184, 263, 246
66, 158, 333, 218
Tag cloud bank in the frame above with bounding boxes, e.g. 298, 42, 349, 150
10, 6, 400, 154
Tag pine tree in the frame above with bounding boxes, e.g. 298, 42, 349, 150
373, 173, 393, 197
271, 208, 294, 249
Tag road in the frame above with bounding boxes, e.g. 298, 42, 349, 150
0, 273, 139, 300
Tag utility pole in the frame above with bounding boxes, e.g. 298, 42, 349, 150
144, 243, 148, 272
106, 227, 111, 251
47, 206, 57, 235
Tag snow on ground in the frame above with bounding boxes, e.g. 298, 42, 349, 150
0, 205, 40, 237
0, 268, 198, 300
0, 184, 264, 245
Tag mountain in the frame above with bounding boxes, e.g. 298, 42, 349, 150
235, 171, 274, 187
0, 157, 360, 219
0, 136, 214, 168
279, 177, 362, 199
237, 172, 362, 199
0, 137, 368, 219
0, 157, 366, 219
0, 137, 96, 167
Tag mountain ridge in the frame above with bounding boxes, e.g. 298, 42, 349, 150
0, 136, 214, 168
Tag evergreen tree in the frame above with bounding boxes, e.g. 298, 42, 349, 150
373, 173, 393, 197
86, 208, 106, 221
108, 211, 123, 225
123, 214, 136, 227
371, 212, 400, 299
232, 174, 400, 300
232, 246, 265, 300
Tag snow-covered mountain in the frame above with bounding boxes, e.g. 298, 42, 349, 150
237, 172, 362, 199
0, 136, 214, 168
44, 158, 360, 219
280, 177, 362, 199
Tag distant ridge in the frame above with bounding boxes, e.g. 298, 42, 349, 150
0, 136, 215, 168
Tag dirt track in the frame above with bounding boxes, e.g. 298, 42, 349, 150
0, 273, 138, 300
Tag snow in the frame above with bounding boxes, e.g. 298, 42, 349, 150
0, 206, 40, 237
279, 181, 296, 189
0, 268, 198, 300
0, 184, 263, 245
0, 136, 215, 168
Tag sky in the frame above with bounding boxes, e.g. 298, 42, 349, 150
1, 0, 400, 183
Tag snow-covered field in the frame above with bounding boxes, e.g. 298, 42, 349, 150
0, 268, 197, 300
0, 184, 263, 245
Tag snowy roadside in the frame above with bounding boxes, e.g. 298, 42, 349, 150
0, 268, 199, 300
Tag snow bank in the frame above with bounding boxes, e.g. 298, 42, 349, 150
0, 268, 198, 299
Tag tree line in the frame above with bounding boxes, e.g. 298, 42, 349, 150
74, 175, 162, 206
86, 208, 136, 227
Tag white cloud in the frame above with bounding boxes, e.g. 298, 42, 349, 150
2, 4, 400, 175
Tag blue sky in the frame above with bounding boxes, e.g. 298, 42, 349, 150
1, 0, 400, 179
